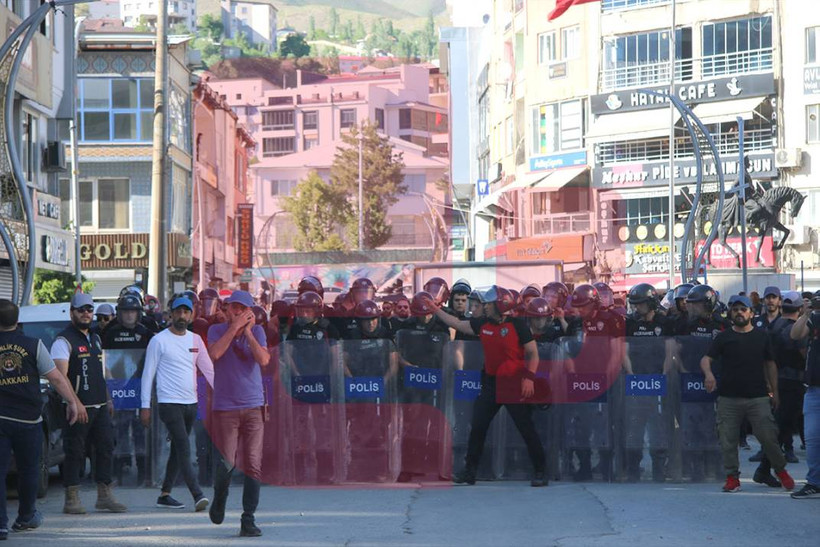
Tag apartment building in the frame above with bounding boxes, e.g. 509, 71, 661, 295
121, 0, 196, 31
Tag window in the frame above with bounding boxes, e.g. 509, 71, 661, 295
78, 78, 154, 142
59, 179, 71, 228
303, 110, 318, 130
340, 109, 356, 129
303, 137, 319, 150
602, 0, 669, 11
375, 108, 385, 130
77, 179, 130, 230
603, 27, 693, 89
807, 105, 820, 143
262, 137, 295, 157
531, 99, 584, 155
21, 112, 38, 184
262, 110, 294, 130
616, 197, 669, 225
809, 27, 820, 64
402, 174, 426, 194
236, 93, 242, 100
169, 84, 191, 152
562, 27, 580, 60
538, 32, 556, 65
170, 165, 187, 234
270, 179, 298, 196
399, 108, 412, 130
702, 16, 772, 77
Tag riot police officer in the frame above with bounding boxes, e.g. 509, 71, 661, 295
521, 284, 542, 308
336, 279, 377, 339
542, 281, 574, 336
344, 300, 397, 379
624, 283, 674, 482
449, 279, 476, 342
102, 293, 154, 486
525, 297, 562, 344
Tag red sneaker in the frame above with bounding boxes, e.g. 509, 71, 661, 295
776, 470, 795, 491
722, 475, 741, 492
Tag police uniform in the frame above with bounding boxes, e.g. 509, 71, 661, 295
624, 314, 673, 481
102, 323, 153, 485
52, 325, 115, 489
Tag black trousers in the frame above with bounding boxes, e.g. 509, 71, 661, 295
758, 384, 805, 473
63, 406, 114, 487
465, 374, 545, 473
158, 403, 203, 499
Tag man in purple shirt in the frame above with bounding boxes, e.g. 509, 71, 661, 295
207, 291, 270, 537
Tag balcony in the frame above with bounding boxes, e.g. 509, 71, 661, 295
702, 48, 773, 78
601, 59, 694, 91
532, 212, 593, 236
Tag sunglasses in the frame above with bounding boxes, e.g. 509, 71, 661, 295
97, 315, 113, 321
73, 306, 94, 314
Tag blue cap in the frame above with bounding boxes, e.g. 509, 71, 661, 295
728, 294, 753, 309
171, 297, 193, 310
782, 291, 802, 307
70, 293, 94, 309
95, 303, 115, 316
225, 290, 254, 308
763, 286, 781, 298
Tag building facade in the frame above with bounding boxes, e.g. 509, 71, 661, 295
221, 0, 277, 51
65, 27, 194, 300
121, 0, 197, 31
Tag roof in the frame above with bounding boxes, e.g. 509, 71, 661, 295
252, 136, 448, 170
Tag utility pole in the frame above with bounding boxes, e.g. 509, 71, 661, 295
148, 2, 168, 302
358, 129, 364, 251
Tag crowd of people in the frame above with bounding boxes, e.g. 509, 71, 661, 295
0, 274, 818, 539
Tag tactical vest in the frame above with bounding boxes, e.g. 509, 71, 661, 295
56, 325, 107, 406
0, 331, 43, 422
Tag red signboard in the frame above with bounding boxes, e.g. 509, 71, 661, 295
695, 235, 775, 270
236, 204, 254, 269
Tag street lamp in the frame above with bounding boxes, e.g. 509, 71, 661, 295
357, 130, 364, 251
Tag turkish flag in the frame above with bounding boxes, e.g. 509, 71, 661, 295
548, 0, 600, 21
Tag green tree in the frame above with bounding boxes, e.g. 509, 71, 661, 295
279, 34, 311, 58
32, 269, 94, 305
308, 15, 316, 40
330, 123, 407, 250
355, 15, 366, 41
397, 33, 418, 61
340, 20, 353, 43
170, 22, 191, 36
385, 20, 395, 39
423, 11, 437, 58
329, 7, 339, 37
282, 171, 351, 251
198, 14, 224, 42
135, 15, 152, 33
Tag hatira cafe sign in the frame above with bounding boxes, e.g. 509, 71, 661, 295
592, 153, 776, 188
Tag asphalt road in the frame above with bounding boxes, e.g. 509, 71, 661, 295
4, 443, 819, 546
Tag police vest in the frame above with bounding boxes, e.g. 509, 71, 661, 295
0, 331, 42, 422
57, 326, 107, 406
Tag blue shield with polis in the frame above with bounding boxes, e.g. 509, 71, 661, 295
345, 376, 385, 400
404, 367, 442, 390
454, 369, 482, 401
107, 378, 141, 410
625, 374, 667, 396
680, 372, 719, 403
291, 374, 331, 403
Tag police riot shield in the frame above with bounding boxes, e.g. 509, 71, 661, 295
442, 340, 500, 480
279, 339, 346, 485
495, 341, 564, 481
340, 339, 400, 483
102, 348, 149, 486
675, 334, 721, 482
395, 329, 450, 481
557, 334, 614, 482
617, 336, 675, 483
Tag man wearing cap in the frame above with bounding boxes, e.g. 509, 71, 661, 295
93, 303, 115, 337
754, 286, 783, 331
51, 293, 127, 514
700, 294, 795, 493
206, 291, 270, 537
140, 296, 214, 511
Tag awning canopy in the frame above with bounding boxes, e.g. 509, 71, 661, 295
476, 187, 514, 216
586, 109, 682, 141
691, 96, 768, 125
531, 166, 588, 192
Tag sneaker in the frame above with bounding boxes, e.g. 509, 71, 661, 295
748, 450, 763, 462
740, 439, 751, 450
452, 468, 476, 485
722, 475, 741, 493
776, 470, 795, 491
156, 495, 185, 509
240, 520, 262, 537
753, 468, 781, 488
785, 449, 799, 464
11, 511, 42, 532
531, 471, 548, 488
194, 495, 209, 512
791, 483, 820, 499
0, 527, 7, 540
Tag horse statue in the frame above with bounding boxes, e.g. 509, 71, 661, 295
698, 185, 805, 268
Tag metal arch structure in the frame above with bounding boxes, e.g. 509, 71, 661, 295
0, 0, 91, 305
636, 90, 727, 285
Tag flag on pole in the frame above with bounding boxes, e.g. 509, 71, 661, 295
548, 0, 600, 21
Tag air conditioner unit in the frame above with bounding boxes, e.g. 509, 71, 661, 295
784, 224, 810, 245
42, 141, 66, 172
775, 148, 803, 169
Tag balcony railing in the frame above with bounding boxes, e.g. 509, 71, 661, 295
595, 127, 774, 165
602, 0, 669, 11
601, 59, 694, 91
532, 212, 593, 236
701, 48, 773, 78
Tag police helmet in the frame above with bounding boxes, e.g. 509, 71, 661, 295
294, 291, 323, 314
685, 284, 717, 311
423, 277, 450, 306
117, 293, 143, 312
593, 282, 615, 308
120, 285, 145, 305
298, 276, 324, 297
673, 283, 694, 301
627, 283, 658, 309
271, 300, 293, 319
524, 297, 552, 318
350, 278, 376, 303
483, 285, 516, 315
467, 290, 484, 303
520, 284, 542, 302
410, 291, 436, 316
251, 305, 268, 326
542, 282, 569, 309
354, 299, 381, 319
451, 278, 472, 296
570, 284, 600, 308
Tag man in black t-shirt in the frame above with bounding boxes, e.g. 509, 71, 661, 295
701, 294, 794, 493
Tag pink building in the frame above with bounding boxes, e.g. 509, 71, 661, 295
208, 65, 454, 261
192, 81, 255, 290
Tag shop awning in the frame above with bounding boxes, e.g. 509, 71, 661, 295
691, 96, 768, 125
476, 187, 514, 216
531, 166, 589, 192
586, 109, 682, 141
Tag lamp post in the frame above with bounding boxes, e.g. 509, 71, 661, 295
358, 130, 364, 251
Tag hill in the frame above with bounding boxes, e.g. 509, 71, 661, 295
275, 0, 450, 35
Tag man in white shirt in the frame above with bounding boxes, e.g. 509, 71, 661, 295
140, 297, 214, 511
